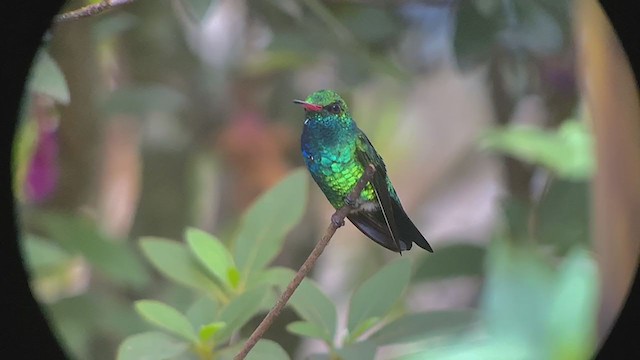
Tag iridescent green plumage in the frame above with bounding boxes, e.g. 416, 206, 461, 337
296, 90, 433, 253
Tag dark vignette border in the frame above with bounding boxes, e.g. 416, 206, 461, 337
2, 1, 67, 359
595, 2, 640, 358
0, 1, 637, 359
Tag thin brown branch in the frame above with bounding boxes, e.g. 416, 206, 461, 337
234, 164, 376, 360
54, 0, 136, 23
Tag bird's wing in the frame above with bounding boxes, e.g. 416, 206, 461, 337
347, 211, 409, 252
355, 131, 403, 253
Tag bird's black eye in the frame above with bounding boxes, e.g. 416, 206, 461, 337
328, 103, 341, 114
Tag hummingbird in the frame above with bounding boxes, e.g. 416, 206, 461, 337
294, 89, 433, 254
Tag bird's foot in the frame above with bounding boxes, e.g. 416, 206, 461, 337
331, 213, 345, 228
344, 196, 356, 208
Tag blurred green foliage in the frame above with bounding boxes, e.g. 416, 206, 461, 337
118, 170, 309, 359
403, 241, 598, 360
454, 0, 570, 68
482, 120, 594, 180
233, 170, 308, 283
42, 213, 151, 288
283, 257, 477, 359
28, 50, 70, 105
13, 117, 38, 202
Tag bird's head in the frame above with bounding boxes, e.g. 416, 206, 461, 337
293, 90, 350, 121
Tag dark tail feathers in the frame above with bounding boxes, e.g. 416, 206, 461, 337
347, 203, 433, 253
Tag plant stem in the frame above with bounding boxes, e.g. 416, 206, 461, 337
55, 0, 136, 23
233, 164, 376, 360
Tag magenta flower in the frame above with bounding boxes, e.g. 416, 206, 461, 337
24, 122, 59, 203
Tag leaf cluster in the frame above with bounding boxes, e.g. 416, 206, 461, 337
118, 169, 308, 360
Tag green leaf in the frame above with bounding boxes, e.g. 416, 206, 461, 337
289, 279, 337, 344
39, 212, 149, 288
233, 169, 307, 281
306, 355, 330, 360
134, 300, 198, 343
347, 258, 411, 333
403, 337, 533, 360
261, 286, 286, 309
286, 321, 329, 340
12, 117, 38, 202
215, 342, 243, 360
88, 292, 148, 339
502, 197, 531, 241
246, 266, 296, 289
246, 339, 290, 360
306, 353, 332, 360
345, 317, 380, 343
481, 120, 594, 180
335, 340, 377, 360
228, 267, 241, 289
199, 322, 226, 342
536, 180, 590, 253
47, 297, 94, 358
218, 339, 290, 360
21, 234, 72, 271
481, 238, 554, 357
413, 244, 486, 281
547, 248, 598, 360
368, 310, 477, 346
139, 237, 218, 293
48, 292, 149, 358
186, 296, 218, 329
117, 331, 189, 360
29, 50, 70, 104
215, 285, 271, 342
186, 227, 236, 287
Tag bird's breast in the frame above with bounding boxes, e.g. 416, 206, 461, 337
301, 122, 376, 207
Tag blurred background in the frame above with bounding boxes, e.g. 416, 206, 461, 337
13, 0, 640, 359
